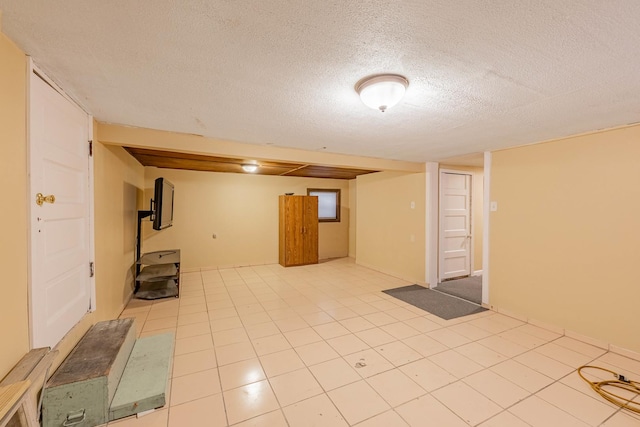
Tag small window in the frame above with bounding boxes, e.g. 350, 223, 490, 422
307, 188, 341, 222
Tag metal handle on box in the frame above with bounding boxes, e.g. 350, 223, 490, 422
62, 409, 85, 426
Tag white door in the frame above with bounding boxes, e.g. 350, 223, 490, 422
439, 171, 472, 281
29, 69, 92, 349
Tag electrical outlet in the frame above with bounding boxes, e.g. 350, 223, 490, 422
410, 201, 415, 209
490, 201, 498, 212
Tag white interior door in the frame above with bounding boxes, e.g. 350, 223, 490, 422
439, 171, 472, 281
29, 69, 92, 349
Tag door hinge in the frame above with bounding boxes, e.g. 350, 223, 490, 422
89, 262, 95, 277
88, 140, 93, 157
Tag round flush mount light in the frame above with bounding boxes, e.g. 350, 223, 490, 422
355, 74, 409, 112
241, 164, 259, 173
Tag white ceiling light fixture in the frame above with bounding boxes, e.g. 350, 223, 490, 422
241, 164, 259, 173
355, 74, 409, 112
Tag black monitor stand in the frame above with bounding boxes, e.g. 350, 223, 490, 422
134, 209, 181, 300
136, 210, 153, 279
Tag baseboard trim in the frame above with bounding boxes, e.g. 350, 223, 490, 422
489, 305, 640, 362
183, 257, 353, 273
565, 330, 608, 350
609, 345, 640, 362
355, 260, 423, 287
472, 270, 483, 276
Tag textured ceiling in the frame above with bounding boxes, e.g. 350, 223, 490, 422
1, 1, 639, 163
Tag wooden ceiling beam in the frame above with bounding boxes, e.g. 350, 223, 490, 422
124, 147, 379, 180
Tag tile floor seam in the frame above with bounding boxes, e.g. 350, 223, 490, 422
202, 271, 233, 427
525, 352, 626, 426
483, 362, 607, 426
324, 381, 377, 426
224, 294, 290, 424
429, 390, 502, 427
482, 408, 532, 427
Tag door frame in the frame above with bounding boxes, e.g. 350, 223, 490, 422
481, 152, 491, 305
438, 169, 474, 283
27, 59, 96, 349
427, 157, 491, 306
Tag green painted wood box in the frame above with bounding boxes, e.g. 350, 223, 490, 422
42, 318, 136, 427
109, 332, 174, 421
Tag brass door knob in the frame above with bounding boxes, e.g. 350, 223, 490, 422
36, 193, 55, 206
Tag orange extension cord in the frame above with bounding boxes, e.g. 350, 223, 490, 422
578, 365, 640, 414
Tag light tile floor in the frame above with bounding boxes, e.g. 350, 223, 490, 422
108, 258, 640, 426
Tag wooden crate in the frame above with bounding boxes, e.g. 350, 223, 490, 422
42, 319, 136, 427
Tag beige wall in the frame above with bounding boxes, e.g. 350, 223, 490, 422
139, 167, 350, 269
490, 125, 640, 352
348, 179, 357, 258
93, 143, 145, 316
440, 165, 484, 272
356, 171, 426, 284
0, 31, 29, 380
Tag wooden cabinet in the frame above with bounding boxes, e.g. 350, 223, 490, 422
279, 195, 318, 267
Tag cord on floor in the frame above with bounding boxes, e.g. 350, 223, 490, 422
578, 365, 640, 414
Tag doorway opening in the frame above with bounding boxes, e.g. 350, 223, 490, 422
433, 157, 485, 306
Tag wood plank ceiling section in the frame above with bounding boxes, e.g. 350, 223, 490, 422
124, 147, 379, 180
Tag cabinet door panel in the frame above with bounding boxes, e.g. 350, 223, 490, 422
288, 197, 305, 265
303, 197, 319, 264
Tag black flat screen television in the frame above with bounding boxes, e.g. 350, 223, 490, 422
152, 177, 175, 230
